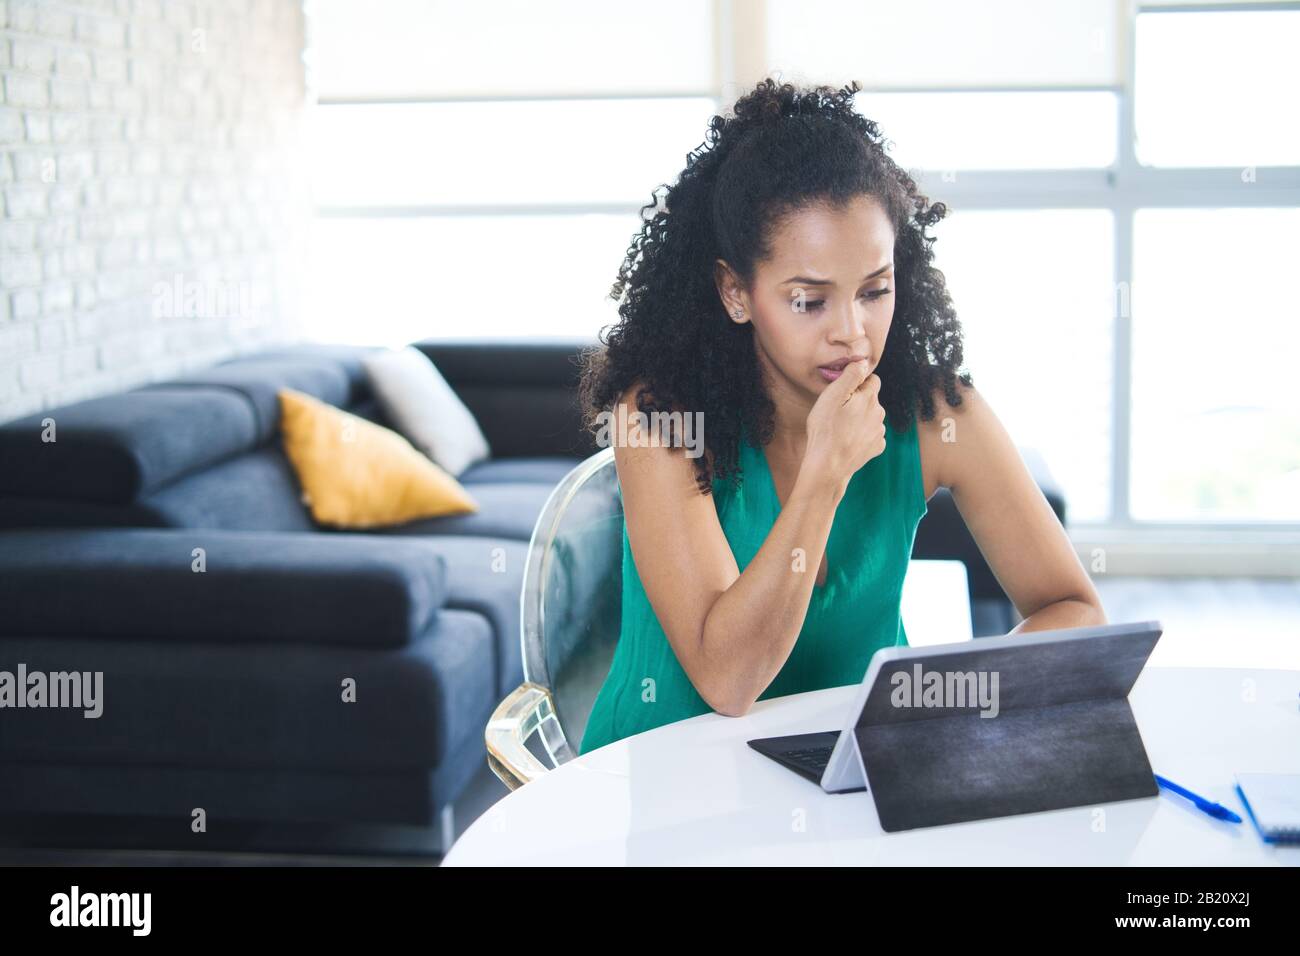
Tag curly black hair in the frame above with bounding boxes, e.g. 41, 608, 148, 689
578, 76, 973, 496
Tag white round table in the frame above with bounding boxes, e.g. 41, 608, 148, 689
444, 666, 1300, 866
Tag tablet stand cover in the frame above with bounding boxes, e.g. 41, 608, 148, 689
855, 629, 1161, 832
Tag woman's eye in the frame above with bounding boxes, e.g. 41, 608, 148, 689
799, 289, 891, 312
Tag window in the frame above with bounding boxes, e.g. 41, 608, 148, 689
305, 214, 642, 346
305, 0, 714, 99
307, 98, 718, 208
933, 210, 1115, 523
855, 91, 1117, 171
766, 0, 1300, 530
1135, 8, 1300, 168
1131, 208, 1300, 521
303, 0, 717, 345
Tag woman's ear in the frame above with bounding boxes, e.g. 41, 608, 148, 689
714, 259, 751, 326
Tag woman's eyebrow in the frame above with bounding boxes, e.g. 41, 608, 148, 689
780, 262, 894, 285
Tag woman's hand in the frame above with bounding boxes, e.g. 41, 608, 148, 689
802, 357, 886, 492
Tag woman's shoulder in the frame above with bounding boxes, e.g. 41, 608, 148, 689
613, 378, 720, 475
914, 377, 978, 435
937, 376, 979, 410
614, 377, 698, 418
915, 377, 983, 498
607, 379, 720, 495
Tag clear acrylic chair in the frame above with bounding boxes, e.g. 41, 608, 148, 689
486, 448, 623, 790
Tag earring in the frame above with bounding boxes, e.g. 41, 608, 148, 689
732, 308, 744, 319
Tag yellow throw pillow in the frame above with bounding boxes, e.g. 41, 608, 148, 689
277, 387, 479, 529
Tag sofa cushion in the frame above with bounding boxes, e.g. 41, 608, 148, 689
217, 343, 381, 402
398, 534, 530, 696
143, 357, 353, 443
140, 446, 316, 532
413, 339, 602, 460
0, 607, 494, 771
0, 761, 464, 830
278, 388, 479, 529
349, 396, 392, 429
0, 529, 448, 649
459, 456, 580, 486
379, 480, 554, 541
362, 346, 491, 477
0, 497, 169, 530
0, 388, 258, 505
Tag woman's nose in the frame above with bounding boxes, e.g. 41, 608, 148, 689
830, 302, 870, 346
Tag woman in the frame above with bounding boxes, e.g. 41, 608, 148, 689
577, 78, 1106, 755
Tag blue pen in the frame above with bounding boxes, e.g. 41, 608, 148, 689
1154, 774, 1242, 823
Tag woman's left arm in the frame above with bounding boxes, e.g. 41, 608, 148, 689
924, 383, 1107, 635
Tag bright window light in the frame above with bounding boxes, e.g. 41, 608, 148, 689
931, 208, 1116, 523
1135, 9, 1300, 167
1131, 208, 1300, 521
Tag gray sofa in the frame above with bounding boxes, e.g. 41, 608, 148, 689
0, 341, 595, 855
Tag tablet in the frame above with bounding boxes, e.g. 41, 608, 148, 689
750, 620, 1164, 831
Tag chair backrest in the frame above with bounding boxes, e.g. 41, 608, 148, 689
900, 559, 973, 645
518, 447, 623, 767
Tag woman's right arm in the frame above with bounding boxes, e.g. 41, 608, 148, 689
614, 361, 882, 716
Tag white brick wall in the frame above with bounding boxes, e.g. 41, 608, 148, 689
0, 0, 311, 422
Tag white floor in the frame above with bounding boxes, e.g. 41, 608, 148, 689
1094, 576, 1300, 670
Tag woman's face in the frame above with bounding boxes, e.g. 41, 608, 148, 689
720, 194, 896, 401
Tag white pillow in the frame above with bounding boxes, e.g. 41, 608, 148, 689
361, 347, 490, 477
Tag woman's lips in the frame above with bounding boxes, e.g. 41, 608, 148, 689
817, 356, 869, 382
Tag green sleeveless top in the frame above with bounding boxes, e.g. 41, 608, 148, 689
578, 410, 929, 755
